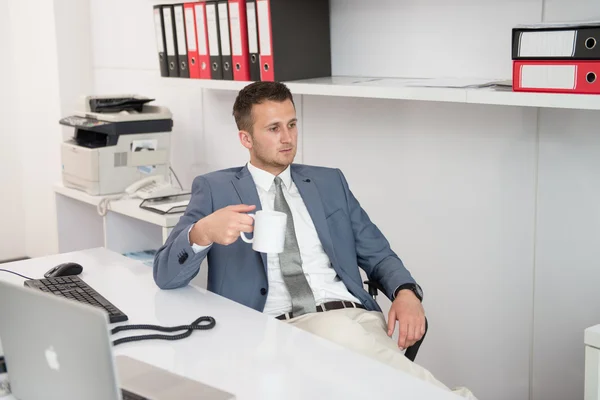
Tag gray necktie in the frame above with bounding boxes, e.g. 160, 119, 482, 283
273, 177, 316, 317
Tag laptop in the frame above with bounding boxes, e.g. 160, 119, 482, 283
0, 279, 235, 400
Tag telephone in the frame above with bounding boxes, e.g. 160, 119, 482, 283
125, 175, 181, 200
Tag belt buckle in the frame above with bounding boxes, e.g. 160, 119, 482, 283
277, 311, 293, 320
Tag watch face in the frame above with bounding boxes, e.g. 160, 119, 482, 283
415, 284, 423, 298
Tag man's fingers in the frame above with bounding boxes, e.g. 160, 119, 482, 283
398, 322, 408, 349
407, 321, 416, 343
238, 213, 255, 226
417, 317, 425, 340
387, 310, 396, 336
238, 223, 254, 233
413, 321, 422, 346
227, 204, 256, 213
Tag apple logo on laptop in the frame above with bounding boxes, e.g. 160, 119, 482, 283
45, 346, 60, 371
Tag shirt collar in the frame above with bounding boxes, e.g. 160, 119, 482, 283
247, 161, 292, 192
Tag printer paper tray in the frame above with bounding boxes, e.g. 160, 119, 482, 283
128, 150, 168, 167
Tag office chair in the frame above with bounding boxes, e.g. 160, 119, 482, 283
364, 280, 428, 362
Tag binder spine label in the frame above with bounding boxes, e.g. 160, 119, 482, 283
195, 4, 208, 56
246, 2, 258, 54
174, 6, 187, 56
229, 3, 242, 56
163, 8, 175, 56
185, 7, 197, 52
520, 64, 576, 89
206, 4, 220, 56
256, 0, 271, 56
218, 3, 231, 56
153, 9, 164, 52
518, 30, 576, 57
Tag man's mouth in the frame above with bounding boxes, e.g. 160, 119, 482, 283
280, 148, 293, 153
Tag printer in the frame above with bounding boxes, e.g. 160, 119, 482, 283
59, 95, 174, 196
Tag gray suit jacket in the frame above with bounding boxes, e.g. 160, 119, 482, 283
153, 164, 417, 313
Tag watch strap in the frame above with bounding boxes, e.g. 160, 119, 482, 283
394, 283, 423, 302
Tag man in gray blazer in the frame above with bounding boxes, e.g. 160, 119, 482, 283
153, 82, 476, 399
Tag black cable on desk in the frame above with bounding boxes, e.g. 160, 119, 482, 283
0, 269, 33, 280
111, 316, 216, 346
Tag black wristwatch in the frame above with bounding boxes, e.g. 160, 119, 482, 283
395, 283, 423, 302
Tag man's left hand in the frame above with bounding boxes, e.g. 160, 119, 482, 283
387, 290, 426, 350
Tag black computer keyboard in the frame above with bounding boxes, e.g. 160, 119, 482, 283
24, 276, 128, 323
121, 389, 148, 400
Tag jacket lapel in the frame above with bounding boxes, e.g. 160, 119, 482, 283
231, 166, 267, 273
291, 167, 338, 269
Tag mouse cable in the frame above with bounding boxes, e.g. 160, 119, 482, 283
110, 316, 216, 346
0, 269, 33, 280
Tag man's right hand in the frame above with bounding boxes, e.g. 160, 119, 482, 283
189, 204, 256, 246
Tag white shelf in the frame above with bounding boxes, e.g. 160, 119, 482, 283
586, 325, 600, 349
53, 183, 182, 228
186, 76, 600, 111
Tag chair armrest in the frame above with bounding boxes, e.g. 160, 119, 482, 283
364, 280, 385, 297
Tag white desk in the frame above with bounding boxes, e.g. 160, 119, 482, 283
0, 247, 461, 400
585, 325, 600, 400
54, 183, 182, 255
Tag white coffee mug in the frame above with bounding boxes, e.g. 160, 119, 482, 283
240, 210, 287, 253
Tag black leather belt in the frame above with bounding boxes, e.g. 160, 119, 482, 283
276, 300, 365, 320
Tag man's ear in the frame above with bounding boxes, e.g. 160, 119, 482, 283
239, 130, 253, 150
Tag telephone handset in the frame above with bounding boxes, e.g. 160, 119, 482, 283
125, 175, 181, 200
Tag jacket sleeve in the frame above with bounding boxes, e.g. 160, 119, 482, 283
153, 175, 214, 289
336, 169, 417, 301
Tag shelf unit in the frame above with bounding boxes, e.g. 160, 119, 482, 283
54, 183, 178, 255
180, 75, 600, 111
54, 183, 181, 228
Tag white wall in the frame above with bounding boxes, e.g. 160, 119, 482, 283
302, 97, 537, 399
9, 0, 63, 258
1, 0, 94, 259
330, 0, 543, 80
0, 0, 25, 261
533, 108, 600, 400
532, 3, 600, 400
53, 0, 94, 132
83, 0, 600, 399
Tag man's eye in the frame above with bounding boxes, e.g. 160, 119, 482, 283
289, 123, 297, 129
269, 126, 278, 132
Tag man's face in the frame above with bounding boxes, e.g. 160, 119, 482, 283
243, 99, 298, 172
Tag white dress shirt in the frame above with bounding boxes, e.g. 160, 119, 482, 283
246, 162, 361, 315
190, 162, 361, 316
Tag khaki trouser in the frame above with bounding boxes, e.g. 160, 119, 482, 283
284, 308, 478, 400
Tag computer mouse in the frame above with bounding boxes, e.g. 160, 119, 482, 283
44, 262, 83, 278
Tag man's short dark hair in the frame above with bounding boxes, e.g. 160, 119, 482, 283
233, 81, 295, 134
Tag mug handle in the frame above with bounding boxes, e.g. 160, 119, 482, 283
240, 213, 255, 243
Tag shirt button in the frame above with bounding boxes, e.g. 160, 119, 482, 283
260, 288, 267, 295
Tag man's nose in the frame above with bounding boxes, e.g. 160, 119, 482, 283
280, 128, 292, 143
